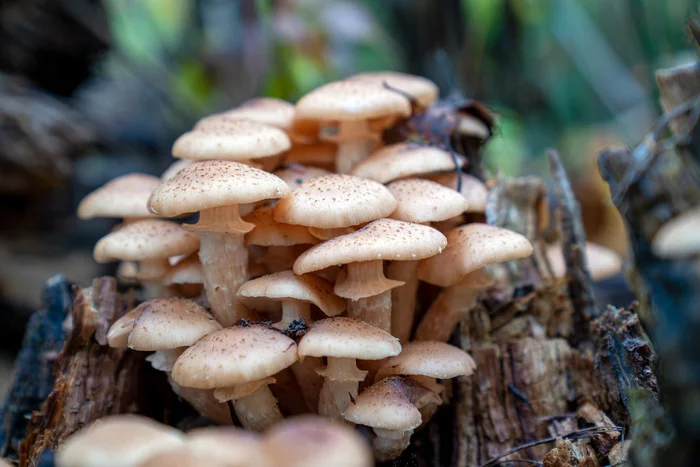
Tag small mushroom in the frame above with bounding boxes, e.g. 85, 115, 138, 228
298, 317, 401, 422
195, 97, 295, 131
546, 241, 623, 281
161, 253, 205, 300
428, 172, 489, 213
348, 71, 439, 107
77, 173, 161, 223
651, 204, 700, 258
137, 449, 220, 467
186, 426, 262, 467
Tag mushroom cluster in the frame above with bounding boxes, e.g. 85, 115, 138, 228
73, 71, 620, 463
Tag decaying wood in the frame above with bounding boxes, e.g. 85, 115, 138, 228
18, 277, 142, 466
542, 438, 599, 467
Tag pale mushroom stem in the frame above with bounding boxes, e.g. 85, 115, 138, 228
168, 378, 232, 425
387, 261, 419, 344
373, 428, 413, 462
233, 384, 283, 432
138, 258, 171, 299
290, 357, 324, 413
414, 285, 481, 342
274, 301, 312, 330
347, 292, 392, 333
334, 121, 377, 174
318, 357, 367, 423
342, 261, 399, 332
146, 347, 187, 372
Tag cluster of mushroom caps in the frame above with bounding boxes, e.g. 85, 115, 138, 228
74, 71, 543, 462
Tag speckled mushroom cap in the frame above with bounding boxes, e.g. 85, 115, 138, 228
55, 415, 184, 467
195, 97, 295, 130
107, 298, 221, 351
348, 71, 439, 107
295, 80, 411, 122
282, 143, 337, 171
388, 179, 470, 223
263, 415, 373, 467
186, 427, 262, 467
77, 174, 161, 220
652, 205, 700, 258
293, 219, 447, 275
376, 341, 476, 381
351, 143, 465, 184
93, 220, 200, 263
173, 119, 291, 162
161, 160, 193, 181
273, 164, 331, 191
244, 205, 317, 247
428, 173, 488, 213
171, 325, 298, 389
547, 242, 623, 281
148, 160, 290, 217
273, 174, 397, 229
418, 224, 533, 287
161, 254, 203, 285
298, 317, 400, 360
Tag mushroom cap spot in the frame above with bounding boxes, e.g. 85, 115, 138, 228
547, 242, 623, 281
343, 377, 425, 430
161, 254, 203, 285
174, 119, 291, 161
171, 325, 298, 389
418, 223, 533, 287
195, 97, 295, 130
351, 143, 465, 184
388, 178, 470, 223
93, 219, 200, 263
237, 270, 345, 316
651, 205, 700, 259
274, 164, 331, 190
293, 219, 447, 274
77, 173, 161, 220
148, 160, 291, 217
347, 71, 439, 107
298, 317, 400, 360
244, 205, 318, 247
428, 172, 489, 213
274, 174, 397, 229
376, 341, 476, 380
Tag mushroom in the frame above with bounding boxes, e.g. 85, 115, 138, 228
161, 159, 193, 181
195, 97, 295, 131
294, 219, 447, 332
386, 179, 470, 343
343, 377, 440, 461
546, 241, 623, 281
262, 415, 373, 467
348, 71, 439, 108
414, 224, 534, 342
77, 173, 161, 223
186, 426, 262, 467
168, 378, 233, 425
171, 324, 298, 432
161, 253, 205, 300
55, 415, 184, 467
107, 298, 221, 372
428, 172, 489, 213
297, 317, 401, 422
294, 80, 411, 173
282, 143, 337, 171
93, 219, 200, 298
351, 143, 465, 184
148, 160, 290, 325
651, 204, 700, 258
138, 449, 221, 467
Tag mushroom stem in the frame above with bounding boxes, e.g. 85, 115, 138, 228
168, 378, 232, 425
232, 383, 283, 432
146, 347, 187, 372
274, 300, 312, 330
138, 258, 170, 299
317, 357, 367, 422
194, 205, 255, 233
387, 261, 419, 343
289, 357, 324, 413
414, 285, 480, 342
346, 291, 392, 332
332, 121, 377, 174
373, 428, 413, 462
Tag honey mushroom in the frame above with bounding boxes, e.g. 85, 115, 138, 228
195, 97, 295, 132
546, 241, 623, 281
651, 204, 700, 258
148, 160, 290, 325
161, 253, 205, 300
185, 426, 263, 467
428, 171, 490, 231
77, 173, 161, 224
347, 71, 439, 108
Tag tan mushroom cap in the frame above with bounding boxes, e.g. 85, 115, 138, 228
282, 143, 336, 170
196, 97, 295, 130
263, 415, 373, 467
428, 172, 488, 212
161, 254, 203, 285
173, 119, 291, 161
237, 270, 345, 316
294, 219, 447, 275
418, 223, 533, 287
274, 174, 397, 229
78, 173, 161, 220
351, 143, 465, 184
298, 317, 400, 360
343, 378, 425, 431
171, 325, 297, 389
273, 164, 331, 190
138, 448, 221, 467
161, 160, 194, 181
295, 80, 411, 122
148, 160, 290, 217
244, 205, 317, 247
186, 427, 262, 467
55, 415, 184, 467
388, 179, 470, 223
546, 242, 623, 281
651, 205, 700, 258
93, 220, 200, 263
376, 341, 476, 381
348, 71, 439, 107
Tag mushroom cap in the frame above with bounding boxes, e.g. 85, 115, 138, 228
298, 317, 400, 360
186, 427, 262, 467
651, 205, 700, 259
376, 341, 476, 380
171, 325, 298, 389
295, 80, 411, 122
274, 174, 397, 229
428, 172, 488, 213
282, 143, 336, 170
273, 164, 331, 190
196, 97, 295, 130
237, 270, 345, 316
148, 160, 290, 217
244, 205, 318, 247
348, 71, 439, 107
351, 143, 465, 184
138, 449, 221, 467
388, 179, 470, 223
173, 119, 291, 161
418, 223, 533, 287
55, 415, 184, 467
161, 160, 194, 181
93, 220, 200, 263
294, 219, 447, 274
263, 415, 373, 467
77, 173, 161, 220
161, 254, 203, 285
546, 242, 623, 281
343, 378, 427, 431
